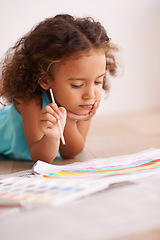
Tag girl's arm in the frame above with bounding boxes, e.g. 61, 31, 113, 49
60, 102, 98, 158
19, 99, 66, 163
60, 119, 91, 159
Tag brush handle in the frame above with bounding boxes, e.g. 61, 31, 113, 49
49, 88, 65, 145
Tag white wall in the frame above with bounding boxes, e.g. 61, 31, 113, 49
0, 0, 160, 115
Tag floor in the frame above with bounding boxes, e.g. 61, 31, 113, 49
0, 110, 160, 240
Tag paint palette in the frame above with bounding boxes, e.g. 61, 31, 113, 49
0, 175, 109, 207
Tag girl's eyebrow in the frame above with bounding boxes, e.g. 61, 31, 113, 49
97, 73, 106, 78
68, 77, 86, 81
68, 73, 106, 81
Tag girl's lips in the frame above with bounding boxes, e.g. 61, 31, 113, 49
79, 104, 93, 109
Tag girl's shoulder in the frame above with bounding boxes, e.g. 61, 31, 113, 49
42, 90, 50, 108
16, 90, 50, 113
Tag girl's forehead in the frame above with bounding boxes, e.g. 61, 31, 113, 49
52, 49, 106, 77
53, 51, 106, 79
62, 49, 105, 65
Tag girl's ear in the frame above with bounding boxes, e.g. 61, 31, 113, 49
38, 77, 50, 90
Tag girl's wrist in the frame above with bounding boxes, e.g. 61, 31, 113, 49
43, 132, 61, 143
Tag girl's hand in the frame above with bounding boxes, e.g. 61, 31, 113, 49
67, 101, 98, 121
38, 103, 66, 138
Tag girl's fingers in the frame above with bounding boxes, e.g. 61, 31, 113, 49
59, 106, 66, 115
59, 107, 67, 130
41, 103, 62, 121
87, 101, 98, 118
39, 113, 57, 124
39, 120, 55, 129
67, 101, 98, 121
50, 103, 63, 118
39, 105, 67, 134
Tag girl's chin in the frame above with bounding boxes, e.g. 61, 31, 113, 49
67, 109, 90, 116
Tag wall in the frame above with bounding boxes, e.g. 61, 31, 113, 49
0, 0, 160, 115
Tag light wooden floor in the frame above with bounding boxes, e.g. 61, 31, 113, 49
0, 110, 160, 240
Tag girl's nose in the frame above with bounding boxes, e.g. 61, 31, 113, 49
82, 86, 95, 100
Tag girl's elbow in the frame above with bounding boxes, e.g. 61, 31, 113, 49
31, 152, 57, 164
61, 144, 84, 159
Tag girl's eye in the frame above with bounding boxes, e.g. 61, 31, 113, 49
94, 81, 103, 85
95, 76, 105, 85
71, 84, 83, 88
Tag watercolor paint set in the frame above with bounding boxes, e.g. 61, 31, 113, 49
0, 174, 110, 207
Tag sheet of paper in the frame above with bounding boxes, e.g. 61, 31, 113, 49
33, 148, 160, 179
0, 169, 33, 179
0, 149, 160, 207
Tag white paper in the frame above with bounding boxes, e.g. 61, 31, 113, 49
0, 148, 160, 207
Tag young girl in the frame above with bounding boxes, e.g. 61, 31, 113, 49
0, 14, 117, 163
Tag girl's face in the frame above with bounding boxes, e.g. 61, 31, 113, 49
50, 50, 106, 115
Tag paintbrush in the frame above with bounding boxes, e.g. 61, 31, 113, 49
49, 88, 65, 145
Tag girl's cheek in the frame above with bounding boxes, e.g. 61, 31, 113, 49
97, 95, 102, 106
97, 94, 102, 102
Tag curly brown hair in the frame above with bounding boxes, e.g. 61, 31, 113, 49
0, 14, 118, 104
